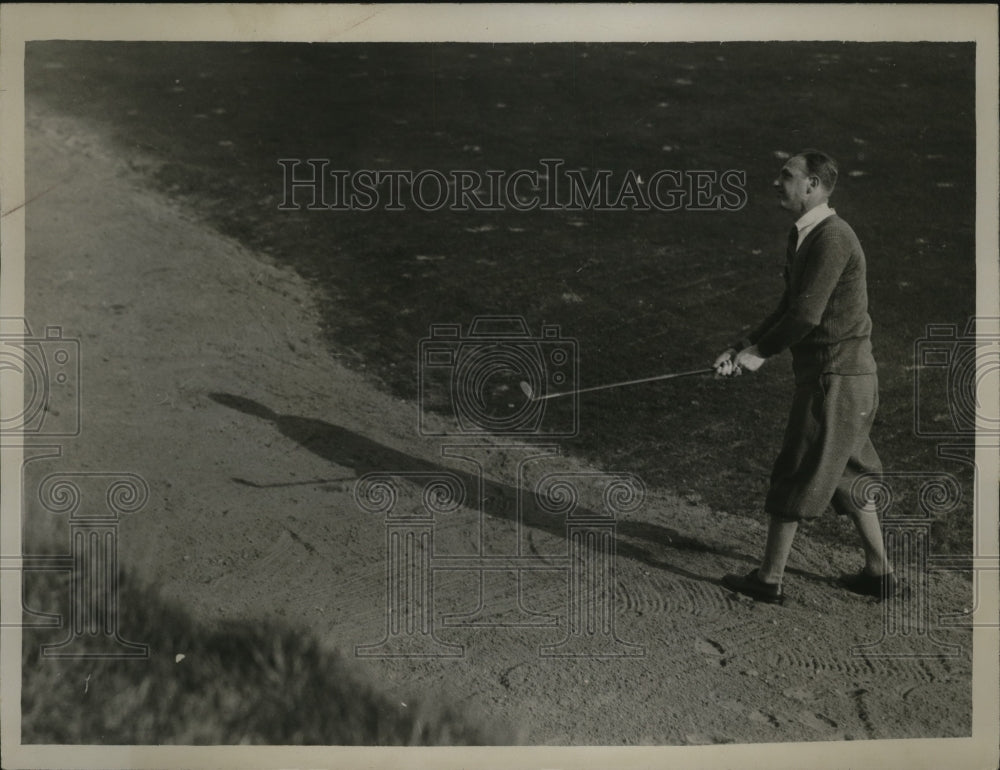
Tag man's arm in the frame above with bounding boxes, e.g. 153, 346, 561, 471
750, 227, 853, 357
734, 282, 790, 352
717, 225, 852, 375
716, 269, 791, 375
715, 285, 789, 375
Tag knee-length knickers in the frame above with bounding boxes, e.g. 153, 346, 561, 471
765, 372, 882, 522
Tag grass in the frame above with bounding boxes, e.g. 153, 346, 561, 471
18, 41, 981, 747
20, 564, 518, 745
25, 42, 977, 551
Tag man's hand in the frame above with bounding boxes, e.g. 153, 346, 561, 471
714, 348, 741, 377
734, 345, 766, 372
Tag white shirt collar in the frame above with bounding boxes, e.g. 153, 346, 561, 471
793, 201, 836, 249
795, 201, 835, 233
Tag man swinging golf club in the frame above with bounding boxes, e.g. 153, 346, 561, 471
714, 149, 895, 605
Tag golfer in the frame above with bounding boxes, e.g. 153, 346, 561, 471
714, 149, 895, 605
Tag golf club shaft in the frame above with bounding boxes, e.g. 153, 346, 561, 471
534, 367, 715, 401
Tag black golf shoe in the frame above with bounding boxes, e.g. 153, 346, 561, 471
837, 570, 900, 600
722, 569, 785, 605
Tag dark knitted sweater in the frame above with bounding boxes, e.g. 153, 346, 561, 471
737, 215, 877, 384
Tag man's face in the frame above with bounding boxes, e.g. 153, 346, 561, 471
773, 155, 813, 216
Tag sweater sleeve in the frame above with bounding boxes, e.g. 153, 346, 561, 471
751, 227, 852, 357
738, 286, 790, 351
729, 260, 792, 352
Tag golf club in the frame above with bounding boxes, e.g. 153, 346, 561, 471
519, 366, 717, 401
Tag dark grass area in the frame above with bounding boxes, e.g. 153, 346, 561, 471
20, 565, 516, 744
26, 41, 977, 553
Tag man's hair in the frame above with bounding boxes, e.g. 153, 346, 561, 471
796, 149, 838, 193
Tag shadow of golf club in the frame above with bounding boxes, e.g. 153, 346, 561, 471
208, 392, 826, 588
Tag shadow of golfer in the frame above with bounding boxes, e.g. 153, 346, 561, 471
208, 393, 824, 587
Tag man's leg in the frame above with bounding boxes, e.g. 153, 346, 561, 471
848, 501, 892, 576
757, 514, 799, 584
723, 378, 815, 604
722, 514, 797, 603
830, 376, 897, 596
838, 500, 898, 597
